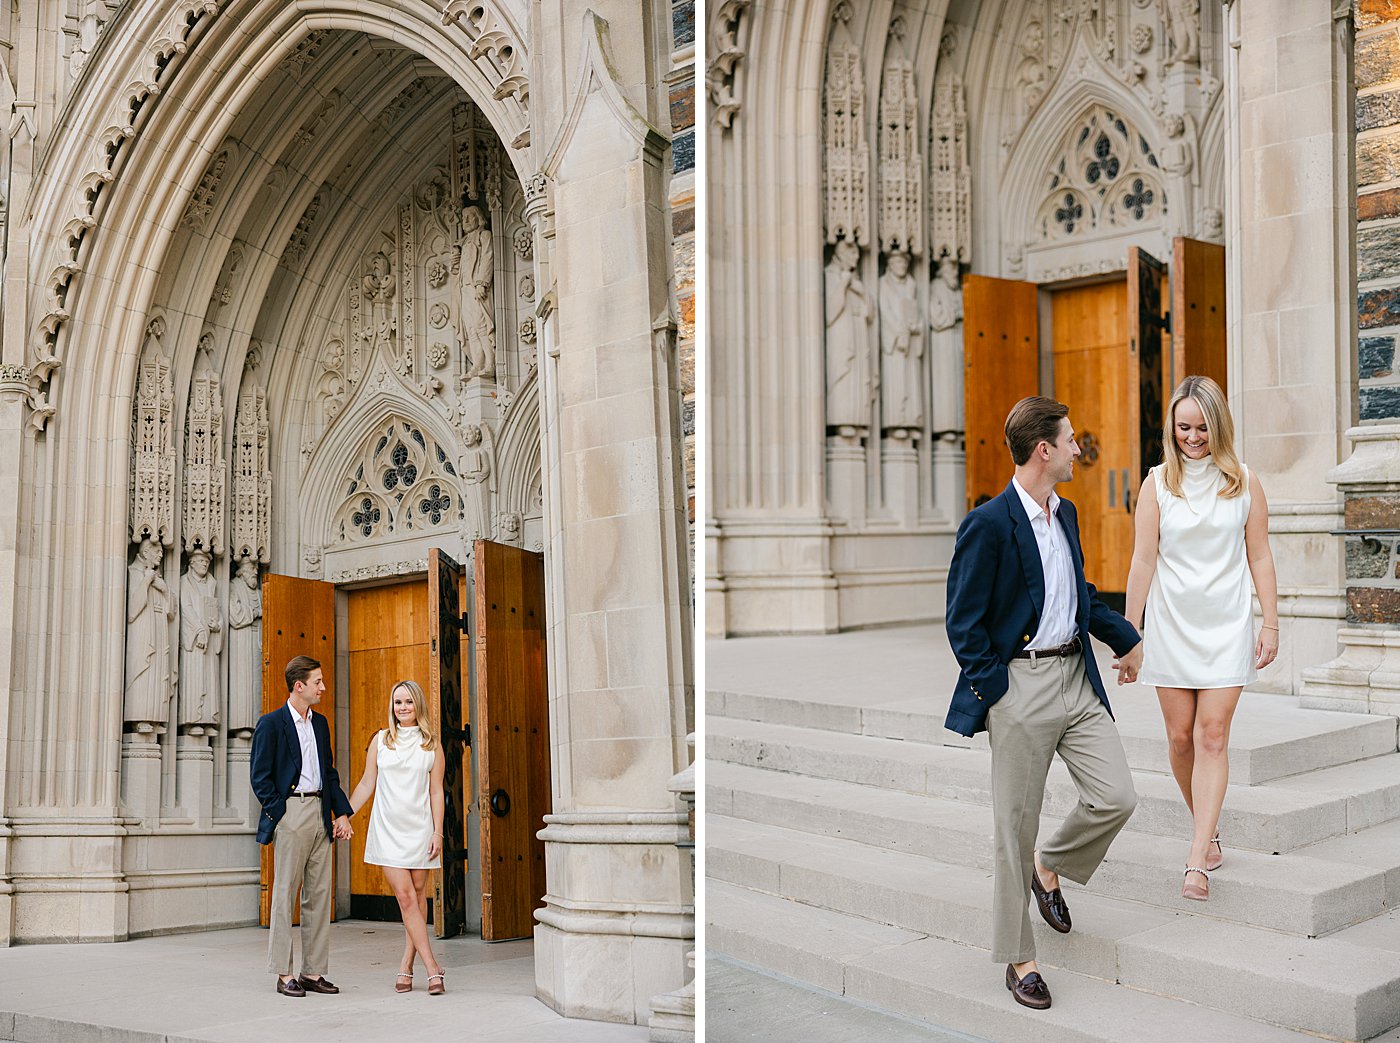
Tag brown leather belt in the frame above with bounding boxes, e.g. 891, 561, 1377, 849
1013, 637, 1082, 662
290, 790, 322, 798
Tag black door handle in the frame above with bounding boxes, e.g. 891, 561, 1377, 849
490, 788, 511, 817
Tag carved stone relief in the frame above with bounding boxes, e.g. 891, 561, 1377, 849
878, 20, 920, 256
183, 340, 224, 555
879, 253, 923, 431
824, 239, 874, 433
179, 549, 222, 732
824, 2, 869, 249
707, 0, 751, 129
130, 318, 176, 547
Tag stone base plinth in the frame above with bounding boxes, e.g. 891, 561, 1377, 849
534, 812, 692, 1024
1301, 626, 1400, 717
711, 522, 840, 636
121, 731, 164, 827
176, 731, 215, 828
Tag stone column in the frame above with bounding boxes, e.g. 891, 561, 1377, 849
531, 8, 693, 1025
1227, 0, 1355, 693
647, 734, 695, 1042
1300, 1, 1400, 715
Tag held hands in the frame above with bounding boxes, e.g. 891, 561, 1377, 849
1255, 625, 1280, 669
1112, 641, 1143, 686
332, 815, 353, 841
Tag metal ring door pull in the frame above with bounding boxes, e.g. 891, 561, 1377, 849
490, 788, 511, 817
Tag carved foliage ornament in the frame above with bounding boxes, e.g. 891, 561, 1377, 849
824, 3, 869, 247
707, 0, 751, 129
183, 340, 225, 554
441, 1, 529, 109
1035, 107, 1165, 242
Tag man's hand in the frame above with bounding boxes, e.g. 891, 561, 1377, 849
332, 815, 353, 841
1113, 641, 1143, 686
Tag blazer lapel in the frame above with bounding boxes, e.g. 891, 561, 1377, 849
1004, 482, 1046, 618
280, 705, 303, 780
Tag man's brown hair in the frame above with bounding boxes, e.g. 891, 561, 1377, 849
285, 655, 321, 693
1004, 396, 1070, 466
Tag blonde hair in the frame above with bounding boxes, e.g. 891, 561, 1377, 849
1160, 375, 1246, 499
382, 679, 438, 750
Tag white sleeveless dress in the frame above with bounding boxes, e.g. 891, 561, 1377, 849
1139, 456, 1258, 688
363, 726, 440, 870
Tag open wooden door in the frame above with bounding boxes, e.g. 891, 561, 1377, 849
259, 573, 336, 928
1130, 245, 1170, 482
473, 539, 550, 942
1172, 236, 1227, 393
962, 275, 1040, 512
1051, 279, 1135, 597
428, 549, 469, 939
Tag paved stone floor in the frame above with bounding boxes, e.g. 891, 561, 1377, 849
706, 957, 990, 1042
0, 921, 649, 1042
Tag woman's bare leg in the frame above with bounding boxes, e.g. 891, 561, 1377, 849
1187, 686, 1243, 870
1156, 687, 1199, 813
383, 865, 443, 977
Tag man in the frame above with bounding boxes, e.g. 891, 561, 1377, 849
944, 397, 1143, 1010
250, 655, 354, 997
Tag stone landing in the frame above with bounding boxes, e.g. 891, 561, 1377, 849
705, 626, 1400, 1042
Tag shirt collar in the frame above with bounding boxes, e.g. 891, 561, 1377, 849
286, 699, 312, 724
1012, 476, 1060, 524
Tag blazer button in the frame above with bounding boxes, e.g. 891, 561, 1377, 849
1023, 634, 1030, 641
977, 695, 983, 700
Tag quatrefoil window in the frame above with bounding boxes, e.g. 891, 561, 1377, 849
1054, 194, 1083, 234
1123, 178, 1154, 221
419, 484, 451, 525
352, 498, 381, 537
1035, 106, 1165, 242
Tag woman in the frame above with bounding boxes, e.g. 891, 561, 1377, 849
1124, 376, 1279, 901
348, 680, 448, 993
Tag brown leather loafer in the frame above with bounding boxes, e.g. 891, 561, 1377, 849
298, 975, 339, 994
1005, 964, 1052, 1010
276, 976, 306, 997
1030, 867, 1072, 933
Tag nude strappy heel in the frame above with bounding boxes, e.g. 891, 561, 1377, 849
1206, 833, 1223, 872
428, 971, 446, 995
1183, 866, 1210, 901
395, 972, 413, 993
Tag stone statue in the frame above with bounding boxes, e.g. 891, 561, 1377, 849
824, 239, 875, 431
453, 204, 497, 381
125, 538, 175, 728
1158, 0, 1201, 66
929, 257, 964, 332
226, 558, 262, 736
879, 252, 924, 430
461, 423, 492, 485
179, 549, 223, 731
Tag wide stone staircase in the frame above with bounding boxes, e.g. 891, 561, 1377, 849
705, 628, 1400, 1042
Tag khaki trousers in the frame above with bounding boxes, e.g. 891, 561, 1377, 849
266, 793, 333, 977
985, 652, 1136, 963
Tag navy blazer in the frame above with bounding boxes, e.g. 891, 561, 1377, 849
944, 480, 1141, 737
249, 703, 353, 845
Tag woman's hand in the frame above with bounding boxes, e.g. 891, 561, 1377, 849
428, 832, 442, 860
1255, 626, 1280, 669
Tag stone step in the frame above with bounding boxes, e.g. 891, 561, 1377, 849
707, 713, 1400, 853
709, 687, 1400, 785
709, 764, 1393, 937
708, 818, 1400, 1040
707, 879, 1325, 1043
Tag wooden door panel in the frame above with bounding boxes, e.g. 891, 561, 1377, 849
347, 582, 429, 916
962, 275, 1040, 512
1172, 236, 1227, 393
259, 574, 336, 928
428, 549, 468, 939
1052, 281, 1133, 592
474, 540, 550, 942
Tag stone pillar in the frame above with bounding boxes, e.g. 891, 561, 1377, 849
1298, 0, 1400, 714
531, 8, 693, 1025
881, 432, 919, 527
648, 734, 695, 1042
1227, 0, 1355, 692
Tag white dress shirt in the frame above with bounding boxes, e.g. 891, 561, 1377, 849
287, 699, 323, 793
1012, 477, 1080, 649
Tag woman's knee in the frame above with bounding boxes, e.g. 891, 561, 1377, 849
1167, 731, 1194, 758
1195, 721, 1229, 757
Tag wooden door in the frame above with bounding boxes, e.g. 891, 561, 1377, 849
428, 549, 469, 938
962, 275, 1040, 512
1172, 236, 1227, 393
1130, 245, 1170, 481
1051, 280, 1134, 594
474, 539, 550, 941
259, 573, 336, 928
345, 580, 430, 920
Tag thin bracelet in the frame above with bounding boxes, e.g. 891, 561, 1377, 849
1261, 624, 1279, 631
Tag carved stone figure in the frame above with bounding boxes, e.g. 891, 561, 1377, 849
453, 204, 497, 380
930, 257, 964, 332
1158, 0, 1201, 66
879, 253, 924, 430
179, 549, 223, 731
226, 558, 262, 737
461, 423, 493, 485
125, 538, 175, 729
824, 239, 875, 431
